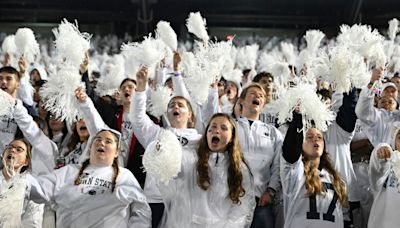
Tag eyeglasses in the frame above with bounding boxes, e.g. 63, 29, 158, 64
5, 144, 26, 153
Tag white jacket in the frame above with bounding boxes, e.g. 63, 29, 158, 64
131, 91, 256, 227
368, 143, 400, 228
27, 164, 151, 228
355, 87, 400, 147
130, 91, 202, 203
236, 117, 283, 197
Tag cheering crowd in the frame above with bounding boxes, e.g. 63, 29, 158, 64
1, 12, 400, 228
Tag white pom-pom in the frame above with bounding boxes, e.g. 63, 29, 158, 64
156, 21, 178, 51
143, 130, 182, 184
223, 69, 242, 87
337, 24, 386, 67
14, 28, 39, 63
311, 46, 370, 92
276, 83, 335, 132
40, 67, 85, 125
236, 44, 259, 70
186, 12, 209, 43
52, 19, 91, 68
280, 42, 297, 66
121, 35, 167, 71
304, 30, 325, 55
388, 18, 399, 41
1, 35, 17, 54
0, 175, 27, 228
0, 89, 15, 117
148, 85, 172, 117
95, 55, 125, 97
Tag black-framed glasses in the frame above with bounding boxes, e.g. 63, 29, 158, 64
5, 144, 26, 153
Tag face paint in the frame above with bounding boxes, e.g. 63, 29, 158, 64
168, 107, 189, 114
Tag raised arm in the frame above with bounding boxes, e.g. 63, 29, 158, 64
130, 67, 163, 148
282, 112, 303, 164
369, 143, 392, 194
14, 100, 56, 174
336, 88, 358, 133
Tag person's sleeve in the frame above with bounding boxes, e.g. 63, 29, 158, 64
282, 112, 303, 164
26, 172, 57, 205
268, 128, 283, 192
79, 97, 108, 136
369, 143, 392, 194
117, 171, 151, 228
201, 87, 219, 125
14, 100, 56, 174
17, 71, 34, 106
336, 88, 358, 133
129, 91, 162, 148
355, 87, 382, 126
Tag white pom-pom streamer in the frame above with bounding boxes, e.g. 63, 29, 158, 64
186, 12, 209, 43
52, 19, 91, 68
14, 28, 39, 63
0, 90, 15, 117
156, 21, 178, 51
304, 30, 325, 55
276, 83, 335, 132
40, 67, 85, 125
143, 130, 182, 184
1, 35, 17, 54
388, 18, 399, 41
236, 44, 259, 70
121, 35, 167, 73
148, 85, 172, 117
0, 175, 27, 228
95, 55, 125, 97
280, 42, 297, 66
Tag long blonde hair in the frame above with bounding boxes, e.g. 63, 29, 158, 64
302, 143, 347, 206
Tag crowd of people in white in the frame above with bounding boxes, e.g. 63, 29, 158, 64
1, 11, 400, 228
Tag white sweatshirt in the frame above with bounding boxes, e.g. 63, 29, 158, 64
27, 164, 151, 228
368, 143, 400, 228
131, 91, 256, 227
355, 87, 400, 147
236, 117, 283, 197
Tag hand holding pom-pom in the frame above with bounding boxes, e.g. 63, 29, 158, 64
75, 88, 87, 103
143, 130, 182, 184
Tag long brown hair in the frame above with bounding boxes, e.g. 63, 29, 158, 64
196, 113, 248, 204
302, 140, 347, 206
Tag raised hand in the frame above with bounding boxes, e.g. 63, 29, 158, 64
173, 52, 181, 72
79, 52, 89, 75
136, 66, 148, 92
18, 55, 27, 76
377, 146, 391, 161
75, 87, 88, 103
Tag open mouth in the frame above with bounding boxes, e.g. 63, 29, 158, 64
1, 87, 7, 91
252, 100, 260, 105
313, 144, 319, 148
7, 154, 13, 160
80, 126, 88, 131
97, 148, 105, 153
124, 93, 130, 98
173, 111, 179, 116
211, 136, 220, 145
227, 90, 231, 95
